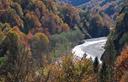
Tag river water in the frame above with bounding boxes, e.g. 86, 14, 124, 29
72, 37, 107, 63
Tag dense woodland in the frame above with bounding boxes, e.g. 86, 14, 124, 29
0, 0, 128, 82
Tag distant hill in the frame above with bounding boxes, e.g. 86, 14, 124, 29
58, 0, 121, 17
78, 0, 123, 18
58, 0, 90, 6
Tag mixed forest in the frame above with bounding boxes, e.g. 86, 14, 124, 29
0, 0, 128, 82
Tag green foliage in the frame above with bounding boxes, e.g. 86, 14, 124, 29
62, 55, 93, 82
51, 28, 84, 48
93, 57, 99, 73
0, 23, 11, 33
31, 32, 49, 50
50, 29, 84, 58
7, 8, 17, 16
0, 29, 35, 82
0, 57, 6, 67
11, 2, 24, 17
30, 33, 49, 66
5, 45, 34, 82
99, 63, 115, 82
100, 7, 128, 82
6, 30, 19, 42
99, 62, 108, 82
0, 0, 100, 82
0, 29, 19, 61
119, 33, 128, 45
0, 30, 5, 43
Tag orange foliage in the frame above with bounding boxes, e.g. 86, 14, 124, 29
25, 11, 41, 27
34, 0, 48, 15
13, 15, 24, 28
120, 72, 128, 82
115, 46, 128, 81
61, 4, 80, 21
61, 23, 70, 32
40, 55, 95, 82
11, 26, 29, 48
0, 0, 81, 35
116, 46, 128, 70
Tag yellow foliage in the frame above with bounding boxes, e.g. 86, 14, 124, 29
33, 32, 49, 46
41, 55, 94, 82
61, 23, 70, 32
94, 14, 105, 27
115, 46, 128, 81
0, 30, 5, 43
13, 15, 24, 28
7, 28, 19, 40
25, 11, 41, 27
116, 13, 125, 24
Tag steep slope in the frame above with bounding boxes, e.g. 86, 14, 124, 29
0, 0, 80, 35
100, 6, 128, 82
79, 10, 110, 38
101, 6, 128, 64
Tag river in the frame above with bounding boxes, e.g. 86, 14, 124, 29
72, 37, 107, 63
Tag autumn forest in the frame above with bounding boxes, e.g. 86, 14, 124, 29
0, 0, 128, 82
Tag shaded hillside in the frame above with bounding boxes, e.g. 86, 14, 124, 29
58, 0, 90, 6
101, 6, 128, 64
100, 6, 128, 82
78, 0, 126, 30
79, 10, 110, 38
76, 0, 124, 38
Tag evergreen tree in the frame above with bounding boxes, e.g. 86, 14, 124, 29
99, 62, 108, 82
93, 57, 99, 73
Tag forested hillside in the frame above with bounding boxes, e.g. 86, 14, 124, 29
58, 0, 90, 6
0, 0, 128, 82
0, 0, 84, 61
101, 5, 128, 82
0, 0, 84, 82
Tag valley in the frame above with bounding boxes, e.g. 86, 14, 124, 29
0, 0, 128, 82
